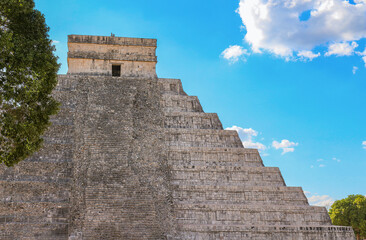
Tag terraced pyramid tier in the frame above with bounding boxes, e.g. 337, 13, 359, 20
0, 78, 74, 239
1, 35, 355, 239
158, 78, 355, 240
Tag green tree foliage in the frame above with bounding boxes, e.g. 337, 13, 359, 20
329, 195, 366, 240
0, 0, 59, 166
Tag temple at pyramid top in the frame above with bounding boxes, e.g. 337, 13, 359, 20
67, 34, 157, 78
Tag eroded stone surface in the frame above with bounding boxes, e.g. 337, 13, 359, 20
67, 35, 157, 78
0, 35, 355, 240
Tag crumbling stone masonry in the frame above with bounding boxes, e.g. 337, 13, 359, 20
0, 35, 356, 239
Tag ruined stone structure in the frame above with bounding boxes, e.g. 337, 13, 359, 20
0, 35, 356, 239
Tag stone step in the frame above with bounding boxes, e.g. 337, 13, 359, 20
52, 79, 77, 119
171, 166, 285, 185
0, 202, 69, 223
56, 74, 79, 91
49, 107, 75, 126
176, 224, 354, 240
164, 112, 222, 130
59, 101, 77, 111
167, 146, 263, 167
174, 198, 308, 207
0, 161, 72, 180
42, 124, 74, 139
158, 78, 187, 95
161, 95, 203, 113
165, 128, 243, 148
0, 180, 70, 203
0, 176, 71, 184
172, 180, 285, 188
0, 223, 68, 240
26, 143, 73, 163
52, 88, 76, 105
173, 185, 308, 206
174, 203, 331, 226
171, 171, 286, 188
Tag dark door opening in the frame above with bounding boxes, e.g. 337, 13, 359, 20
112, 65, 121, 77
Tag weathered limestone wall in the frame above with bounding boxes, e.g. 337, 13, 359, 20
62, 75, 174, 239
68, 43, 156, 61
0, 35, 356, 240
0, 77, 76, 239
67, 35, 157, 78
0, 74, 176, 240
67, 58, 156, 78
158, 77, 356, 240
178, 226, 356, 240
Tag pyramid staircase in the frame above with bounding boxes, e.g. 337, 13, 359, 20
159, 78, 355, 239
0, 32, 356, 239
0, 78, 75, 239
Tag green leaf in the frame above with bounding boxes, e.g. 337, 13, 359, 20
0, 0, 60, 166
329, 195, 366, 238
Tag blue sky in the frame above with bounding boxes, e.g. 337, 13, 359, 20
35, 0, 366, 207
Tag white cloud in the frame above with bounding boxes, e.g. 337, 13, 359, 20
221, 45, 249, 63
297, 50, 320, 61
313, 157, 340, 167
363, 141, 366, 149
235, 0, 366, 62
356, 47, 366, 55
272, 139, 298, 154
307, 194, 334, 209
51, 40, 60, 44
356, 48, 366, 67
226, 126, 266, 150
353, 66, 358, 74
325, 42, 358, 56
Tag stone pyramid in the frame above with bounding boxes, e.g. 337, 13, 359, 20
0, 35, 355, 240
